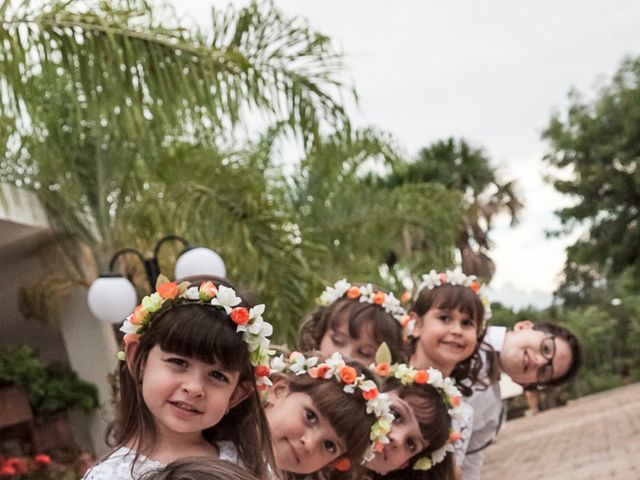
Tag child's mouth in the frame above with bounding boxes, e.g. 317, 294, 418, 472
169, 401, 202, 414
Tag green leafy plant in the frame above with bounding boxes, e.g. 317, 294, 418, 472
0, 347, 98, 417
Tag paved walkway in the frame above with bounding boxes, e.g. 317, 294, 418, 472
482, 383, 640, 479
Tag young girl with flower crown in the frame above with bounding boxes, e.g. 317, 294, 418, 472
406, 268, 491, 471
83, 276, 275, 480
264, 350, 394, 480
297, 279, 410, 366
363, 345, 461, 480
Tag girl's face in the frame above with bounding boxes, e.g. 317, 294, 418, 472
319, 319, 378, 365
366, 391, 426, 474
136, 345, 247, 440
266, 383, 346, 474
412, 306, 478, 374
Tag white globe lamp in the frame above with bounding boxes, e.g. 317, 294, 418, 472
87, 274, 138, 324
174, 247, 226, 279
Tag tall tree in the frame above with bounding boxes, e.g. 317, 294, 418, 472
543, 56, 640, 293
384, 137, 523, 280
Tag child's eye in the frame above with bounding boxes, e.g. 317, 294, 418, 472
305, 408, 318, 424
357, 348, 374, 360
390, 407, 402, 423
462, 319, 476, 328
323, 440, 336, 454
438, 315, 450, 322
167, 357, 188, 367
209, 370, 229, 383
331, 336, 346, 347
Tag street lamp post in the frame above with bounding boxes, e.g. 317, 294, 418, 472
87, 235, 226, 324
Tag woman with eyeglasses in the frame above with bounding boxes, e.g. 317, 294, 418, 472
460, 320, 583, 480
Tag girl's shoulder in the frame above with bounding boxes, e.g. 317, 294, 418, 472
216, 440, 240, 464
83, 447, 165, 480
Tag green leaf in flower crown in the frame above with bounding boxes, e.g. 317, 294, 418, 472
155, 274, 171, 290
375, 342, 392, 366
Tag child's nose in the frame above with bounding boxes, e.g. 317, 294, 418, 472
301, 430, 321, 453
182, 376, 204, 396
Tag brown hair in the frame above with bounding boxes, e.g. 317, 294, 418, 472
409, 284, 487, 397
108, 279, 275, 479
298, 289, 407, 363
139, 457, 259, 480
368, 379, 455, 480
275, 357, 380, 480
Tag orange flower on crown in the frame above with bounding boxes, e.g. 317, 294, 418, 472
339, 365, 357, 384
332, 458, 351, 472
347, 286, 361, 299
230, 307, 250, 325
375, 362, 390, 377
157, 282, 179, 299
316, 363, 331, 378
123, 333, 140, 346
413, 369, 429, 384
372, 291, 385, 305
363, 388, 379, 400
255, 365, 270, 377
449, 431, 461, 443
401, 291, 412, 303
199, 281, 218, 300
130, 305, 149, 325
450, 395, 461, 407
470, 281, 481, 293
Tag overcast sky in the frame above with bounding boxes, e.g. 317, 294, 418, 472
178, 0, 640, 309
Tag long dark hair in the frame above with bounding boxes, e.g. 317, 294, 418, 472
275, 358, 380, 480
369, 379, 455, 480
409, 284, 487, 396
108, 280, 275, 479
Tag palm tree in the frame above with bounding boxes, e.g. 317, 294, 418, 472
386, 137, 523, 280
0, 0, 356, 338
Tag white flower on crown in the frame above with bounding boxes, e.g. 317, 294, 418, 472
419, 270, 443, 290
185, 286, 200, 300
445, 268, 472, 286
394, 364, 415, 385
426, 367, 444, 389
358, 284, 375, 303
211, 285, 242, 313
120, 319, 137, 335
366, 390, 392, 418
325, 351, 346, 371
289, 352, 318, 375
270, 354, 286, 373
431, 443, 449, 464
319, 278, 351, 305
443, 377, 461, 398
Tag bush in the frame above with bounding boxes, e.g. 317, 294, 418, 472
0, 347, 98, 417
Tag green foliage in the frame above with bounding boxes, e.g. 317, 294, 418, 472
382, 137, 523, 280
0, 346, 99, 417
543, 56, 640, 285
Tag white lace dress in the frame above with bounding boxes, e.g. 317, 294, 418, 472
83, 441, 239, 480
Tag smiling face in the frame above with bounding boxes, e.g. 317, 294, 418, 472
266, 383, 346, 474
138, 345, 245, 441
411, 307, 478, 375
365, 391, 426, 474
499, 321, 572, 386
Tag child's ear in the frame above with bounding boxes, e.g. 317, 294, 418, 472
266, 376, 290, 406
409, 311, 421, 337
228, 380, 253, 409
513, 320, 534, 331
124, 340, 140, 375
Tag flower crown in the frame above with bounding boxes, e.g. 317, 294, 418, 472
318, 279, 413, 337
118, 275, 273, 389
269, 351, 394, 470
417, 268, 492, 330
370, 344, 464, 471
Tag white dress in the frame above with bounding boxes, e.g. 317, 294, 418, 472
83, 441, 239, 480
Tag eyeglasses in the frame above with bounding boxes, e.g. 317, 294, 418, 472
536, 335, 556, 384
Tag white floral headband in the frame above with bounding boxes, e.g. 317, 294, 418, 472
118, 275, 273, 389
318, 279, 413, 337
270, 351, 394, 470
370, 344, 464, 471
417, 268, 492, 330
